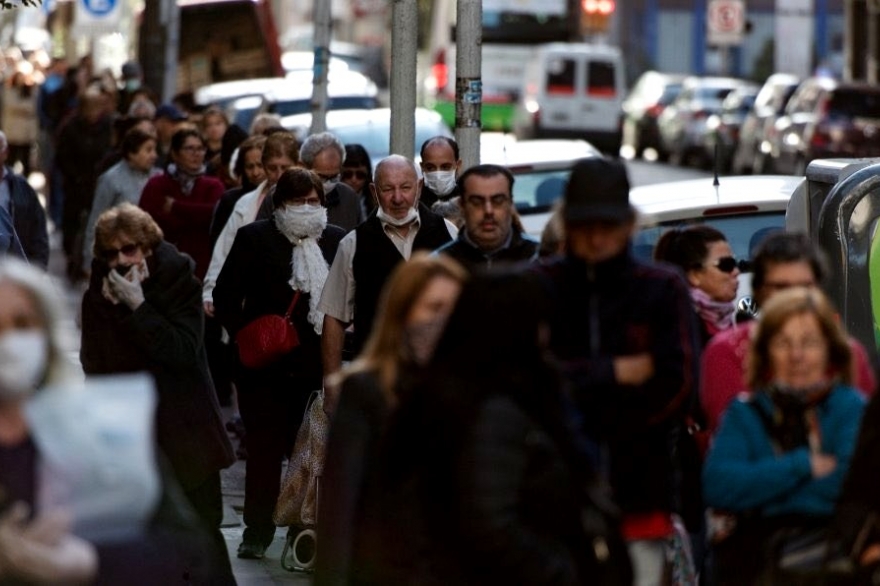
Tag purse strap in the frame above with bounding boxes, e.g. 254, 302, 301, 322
284, 290, 301, 319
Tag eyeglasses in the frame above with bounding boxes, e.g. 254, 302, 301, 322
101, 243, 139, 260
316, 172, 341, 183
342, 169, 368, 181
180, 145, 207, 154
464, 194, 510, 209
708, 256, 739, 273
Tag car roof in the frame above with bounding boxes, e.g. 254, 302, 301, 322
481, 139, 601, 169
630, 175, 804, 224
266, 70, 377, 100
194, 77, 284, 106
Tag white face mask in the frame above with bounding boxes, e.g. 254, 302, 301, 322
322, 180, 339, 195
274, 204, 328, 242
423, 170, 457, 197
0, 329, 48, 400
377, 205, 419, 227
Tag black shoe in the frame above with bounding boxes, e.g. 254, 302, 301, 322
237, 540, 267, 559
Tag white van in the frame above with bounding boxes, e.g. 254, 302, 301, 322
513, 43, 625, 154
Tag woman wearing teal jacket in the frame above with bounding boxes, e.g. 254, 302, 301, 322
702, 287, 866, 585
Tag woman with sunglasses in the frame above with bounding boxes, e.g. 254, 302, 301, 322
80, 203, 236, 581
139, 128, 225, 280
655, 225, 740, 348
342, 144, 374, 216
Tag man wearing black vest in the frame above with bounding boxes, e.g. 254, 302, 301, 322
318, 154, 456, 409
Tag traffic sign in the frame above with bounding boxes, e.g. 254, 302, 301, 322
74, 0, 121, 34
707, 0, 745, 45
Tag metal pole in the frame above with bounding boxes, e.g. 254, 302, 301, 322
868, 0, 879, 84
310, 0, 332, 135
161, 0, 180, 104
389, 0, 417, 160
455, 0, 482, 169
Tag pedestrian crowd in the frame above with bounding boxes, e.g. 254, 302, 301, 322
2, 54, 880, 586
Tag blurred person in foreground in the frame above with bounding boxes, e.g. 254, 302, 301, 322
139, 127, 225, 280
79, 203, 236, 580
342, 143, 374, 215
316, 252, 467, 585
0, 258, 231, 584
299, 132, 365, 232
318, 155, 456, 410
654, 225, 740, 347
702, 287, 866, 585
701, 232, 876, 435
434, 163, 538, 271
534, 157, 698, 585
82, 128, 162, 272
213, 168, 345, 560
351, 269, 631, 584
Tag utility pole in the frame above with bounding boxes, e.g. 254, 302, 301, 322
310, 0, 331, 135
455, 0, 482, 169
138, 0, 179, 103
389, 0, 417, 160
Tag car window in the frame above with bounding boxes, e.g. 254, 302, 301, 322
659, 83, 683, 105
510, 168, 572, 212
586, 60, 616, 97
546, 58, 576, 95
828, 89, 880, 121
632, 212, 785, 263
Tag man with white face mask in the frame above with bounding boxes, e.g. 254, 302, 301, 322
419, 136, 462, 207
318, 155, 457, 412
299, 131, 365, 232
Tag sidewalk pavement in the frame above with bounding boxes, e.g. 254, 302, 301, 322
220, 421, 313, 585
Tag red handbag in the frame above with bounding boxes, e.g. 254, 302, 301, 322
236, 291, 301, 369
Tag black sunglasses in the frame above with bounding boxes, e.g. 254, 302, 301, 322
341, 169, 368, 180
102, 243, 139, 260
709, 256, 739, 273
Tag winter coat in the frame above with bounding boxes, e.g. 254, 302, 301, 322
434, 227, 539, 272
3, 169, 47, 267
80, 241, 235, 491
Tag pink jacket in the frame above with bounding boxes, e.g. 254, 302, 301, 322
700, 322, 876, 434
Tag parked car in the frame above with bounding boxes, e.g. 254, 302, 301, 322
478, 138, 601, 235
279, 107, 452, 165
228, 69, 379, 131
631, 174, 803, 311
656, 76, 750, 167
765, 76, 880, 176
731, 73, 800, 174
702, 83, 760, 173
621, 70, 686, 159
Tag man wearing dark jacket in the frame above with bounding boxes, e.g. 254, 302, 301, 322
0, 131, 48, 268
318, 155, 456, 411
535, 157, 698, 585
434, 164, 538, 272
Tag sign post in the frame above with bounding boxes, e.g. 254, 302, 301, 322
73, 0, 121, 35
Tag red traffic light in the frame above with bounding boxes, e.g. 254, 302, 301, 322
582, 0, 615, 14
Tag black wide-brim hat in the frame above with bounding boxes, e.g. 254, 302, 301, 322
563, 157, 634, 223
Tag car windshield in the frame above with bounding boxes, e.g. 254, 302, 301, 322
632, 212, 785, 263
511, 169, 571, 213
331, 122, 451, 162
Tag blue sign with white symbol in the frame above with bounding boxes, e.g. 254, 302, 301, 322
81, 0, 117, 17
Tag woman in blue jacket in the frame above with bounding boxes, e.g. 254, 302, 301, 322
702, 286, 866, 585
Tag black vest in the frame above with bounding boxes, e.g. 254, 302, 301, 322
351, 205, 452, 353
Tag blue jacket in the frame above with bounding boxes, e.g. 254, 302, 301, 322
703, 385, 865, 518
